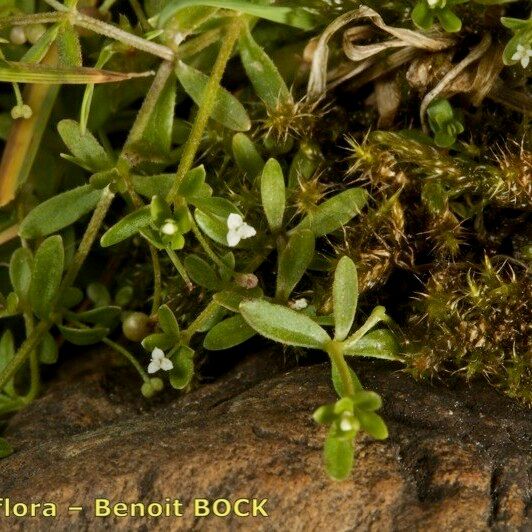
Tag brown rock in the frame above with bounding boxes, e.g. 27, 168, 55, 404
0, 351, 530, 531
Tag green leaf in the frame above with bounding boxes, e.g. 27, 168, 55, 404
132, 166, 208, 199
0, 330, 15, 372
168, 346, 195, 390
100, 206, 151, 247
87, 282, 111, 307
59, 287, 84, 309
500, 17, 529, 31
275, 229, 315, 301
142, 333, 176, 352
203, 314, 255, 350
175, 60, 251, 132
157, 1, 317, 30
19, 185, 102, 239
0, 59, 153, 85
333, 257, 358, 341
239, 26, 292, 109
74, 306, 121, 327
213, 288, 263, 312
191, 197, 241, 219
0, 437, 13, 459
57, 21, 82, 67
57, 120, 113, 172
411, 2, 434, 30
29, 235, 64, 319
296, 188, 368, 236
324, 430, 354, 481
158, 305, 180, 338
9, 247, 33, 302
352, 391, 382, 412
38, 332, 58, 364
343, 329, 400, 361
261, 158, 285, 232
437, 9, 462, 33
331, 362, 363, 397
58, 325, 109, 346
184, 254, 219, 290
232, 133, 264, 180
240, 299, 329, 349
358, 411, 388, 440
313, 403, 336, 425
126, 69, 177, 158
194, 209, 229, 245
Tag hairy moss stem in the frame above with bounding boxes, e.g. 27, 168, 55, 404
166, 18, 243, 205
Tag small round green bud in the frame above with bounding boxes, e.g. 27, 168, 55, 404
25, 24, 46, 44
141, 381, 155, 398
122, 312, 152, 342
150, 378, 164, 392
9, 26, 27, 45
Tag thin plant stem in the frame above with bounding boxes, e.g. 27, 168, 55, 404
326, 341, 355, 398
166, 18, 243, 204
150, 245, 162, 315
166, 249, 193, 289
182, 300, 219, 344
103, 338, 151, 383
189, 211, 226, 270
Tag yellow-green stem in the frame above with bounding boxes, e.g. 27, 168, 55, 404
166, 18, 243, 204
326, 340, 355, 398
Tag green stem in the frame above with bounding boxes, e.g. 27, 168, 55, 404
43, 0, 174, 61
0, 320, 50, 392
343, 306, 387, 349
166, 248, 193, 290
189, 211, 226, 270
61, 188, 115, 290
166, 18, 243, 204
22, 311, 40, 402
182, 300, 219, 344
326, 340, 355, 398
150, 245, 162, 315
103, 338, 150, 383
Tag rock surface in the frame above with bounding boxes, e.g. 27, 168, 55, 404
0, 350, 530, 531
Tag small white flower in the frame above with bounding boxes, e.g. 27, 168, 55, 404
427, 0, 444, 7
147, 347, 173, 374
161, 219, 178, 236
226, 213, 256, 247
339, 413, 355, 432
511, 43, 532, 69
289, 298, 308, 311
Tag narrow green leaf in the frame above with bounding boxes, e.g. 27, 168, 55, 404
239, 26, 292, 109
184, 254, 219, 290
158, 0, 317, 30
29, 235, 64, 319
19, 185, 102, 239
57, 21, 82, 67
168, 346, 194, 390
142, 333, 176, 352
352, 391, 382, 412
57, 120, 113, 172
333, 257, 358, 341
261, 158, 285, 232
58, 325, 109, 346
9, 247, 33, 302
331, 362, 363, 397
0, 330, 15, 371
324, 430, 354, 481
203, 314, 255, 350
213, 288, 263, 312
232, 133, 264, 180
343, 329, 401, 361
74, 306, 121, 327
158, 305, 180, 338
296, 188, 368, 236
38, 332, 58, 365
100, 206, 151, 247
313, 404, 336, 425
276, 229, 314, 301
175, 60, 251, 132
132, 166, 208, 199
240, 299, 329, 349
0, 59, 153, 84
194, 209, 229, 245
358, 411, 388, 440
